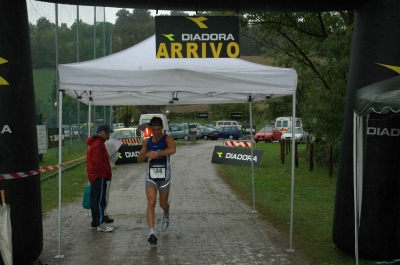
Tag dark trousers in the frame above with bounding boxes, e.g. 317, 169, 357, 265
90, 178, 107, 227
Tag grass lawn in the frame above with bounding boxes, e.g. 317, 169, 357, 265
216, 142, 375, 265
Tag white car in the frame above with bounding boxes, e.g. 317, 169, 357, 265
282, 127, 309, 143
110, 128, 142, 145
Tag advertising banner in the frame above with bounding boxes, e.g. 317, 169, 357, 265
230, 112, 242, 120
115, 145, 142, 164
242, 125, 256, 138
211, 145, 263, 167
196, 112, 208, 119
155, 16, 239, 58
47, 128, 65, 149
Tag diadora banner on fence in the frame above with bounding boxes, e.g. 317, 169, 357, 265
211, 146, 263, 167
155, 16, 239, 58
47, 128, 65, 149
115, 145, 142, 164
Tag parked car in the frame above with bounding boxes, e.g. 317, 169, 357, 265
254, 126, 282, 143
203, 124, 215, 128
62, 125, 71, 139
217, 125, 242, 140
71, 124, 81, 139
80, 126, 96, 140
113, 123, 125, 130
189, 123, 202, 129
169, 124, 201, 141
282, 127, 309, 143
215, 120, 241, 128
111, 128, 142, 145
199, 126, 219, 140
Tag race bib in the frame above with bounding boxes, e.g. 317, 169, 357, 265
149, 164, 166, 180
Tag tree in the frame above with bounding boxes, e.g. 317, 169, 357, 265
36, 17, 55, 31
117, 106, 141, 127
241, 11, 355, 167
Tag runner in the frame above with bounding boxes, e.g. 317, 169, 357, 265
137, 117, 176, 245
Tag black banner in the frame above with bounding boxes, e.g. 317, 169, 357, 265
47, 128, 65, 149
230, 112, 242, 120
0, 1, 43, 264
196, 112, 208, 119
155, 16, 239, 58
115, 145, 142, 164
211, 146, 263, 167
334, 1, 400, 260
241, 125, 256, 136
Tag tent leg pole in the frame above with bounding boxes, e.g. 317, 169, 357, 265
249, 98, 256, 213
287, 92, 296, 253
56, 88, 64, 258
353, 113, 359, 265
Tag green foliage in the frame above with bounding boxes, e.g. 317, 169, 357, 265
241, 11, 355, 168
117, 106, 141, 127
262, 96, 293, 122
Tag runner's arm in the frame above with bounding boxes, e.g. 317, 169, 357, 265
157, 135, 176, 157
137, 138, 150, 163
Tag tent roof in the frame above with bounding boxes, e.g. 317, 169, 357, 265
355, 75, 400, 116
58, 35, 297, 106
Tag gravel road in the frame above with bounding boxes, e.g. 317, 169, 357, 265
35, 140, 307, 265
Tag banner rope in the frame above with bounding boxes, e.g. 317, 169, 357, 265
0, 155, 86, 180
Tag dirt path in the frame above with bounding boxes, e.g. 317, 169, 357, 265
35, 140, 306, 265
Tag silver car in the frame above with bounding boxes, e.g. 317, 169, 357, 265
282, 127, 309, 143
169, 124, 201, 141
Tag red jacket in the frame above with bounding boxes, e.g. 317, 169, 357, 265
86, 135, 112, 183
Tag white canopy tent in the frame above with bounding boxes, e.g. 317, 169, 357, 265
58, 35, 296, 105
56, 35, 298, 256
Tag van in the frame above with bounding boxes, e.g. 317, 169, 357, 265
215, 120, 240, 128
139, 114, 169, 136
275, 117, 302, 132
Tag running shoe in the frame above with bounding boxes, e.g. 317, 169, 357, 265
161, 215, 169, 231
148, 233, 157, 245
104, 216, 114, 223
97, 224, 114, 232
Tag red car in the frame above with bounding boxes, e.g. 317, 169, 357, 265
254, 126, 282, 143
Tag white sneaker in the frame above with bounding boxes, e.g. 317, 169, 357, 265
97, 224, 114, 232
161, 215, 169, 231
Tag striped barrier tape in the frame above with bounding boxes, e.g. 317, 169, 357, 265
0, 155, 86, 180
118, 137, 142, 144
223, 140, 255, 148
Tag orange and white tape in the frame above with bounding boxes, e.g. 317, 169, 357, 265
223, 140, 255, 148
0, 155, 86, 180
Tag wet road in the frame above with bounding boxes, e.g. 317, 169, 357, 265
35, 140, 305, 265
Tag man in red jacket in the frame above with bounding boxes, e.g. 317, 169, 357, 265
87, 124, 114, 232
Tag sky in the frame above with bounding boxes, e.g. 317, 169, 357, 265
26, 1, 194, 27
104, 7, 194, 24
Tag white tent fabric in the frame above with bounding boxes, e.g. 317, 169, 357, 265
56, 35, 298, 256
58, 35, 297, 105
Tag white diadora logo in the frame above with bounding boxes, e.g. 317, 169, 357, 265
125, 151, 140, 158
1, 125, 12, 133
367, 127, 400, 136
225, 153, 257, 162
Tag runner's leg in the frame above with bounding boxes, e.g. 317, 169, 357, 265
159, 192, 169, 215
146, 187, 158, 229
